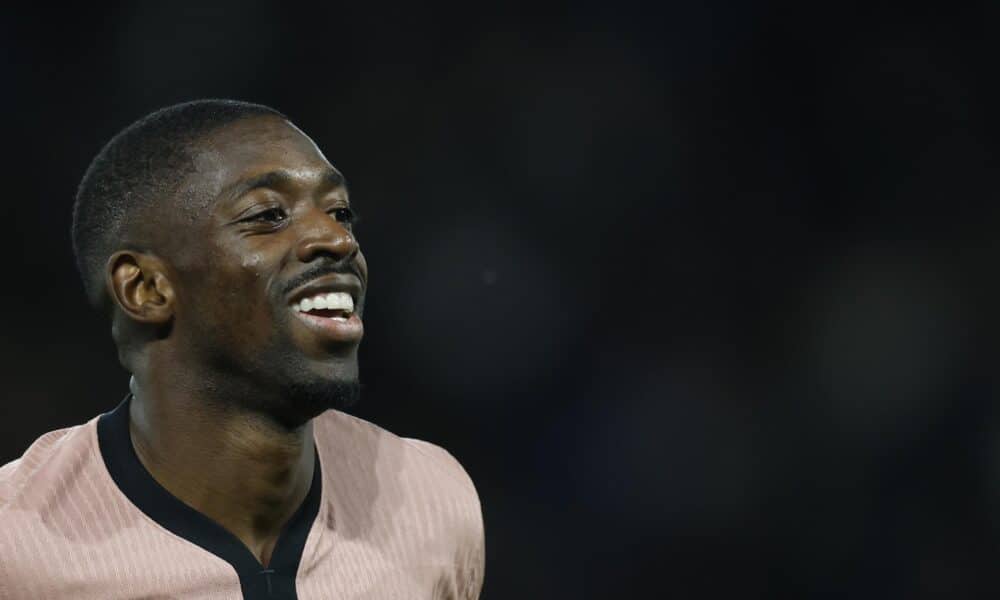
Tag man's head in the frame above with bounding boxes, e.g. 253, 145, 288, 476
73, 100, 367, 424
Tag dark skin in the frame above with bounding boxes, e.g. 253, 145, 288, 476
106, 116, 368, 566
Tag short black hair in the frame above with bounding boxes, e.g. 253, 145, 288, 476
72, 99, 287, 307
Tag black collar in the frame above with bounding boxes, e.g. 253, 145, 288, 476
97, 395, 321, 600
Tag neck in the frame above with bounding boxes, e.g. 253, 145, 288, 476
127, 373, 315, 567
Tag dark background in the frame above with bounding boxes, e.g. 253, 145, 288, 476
2, 2, 999, 598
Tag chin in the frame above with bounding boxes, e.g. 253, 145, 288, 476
281, 371, 361, 422
250, 341, 361, 424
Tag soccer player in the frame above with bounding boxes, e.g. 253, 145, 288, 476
0, 100, 485, 599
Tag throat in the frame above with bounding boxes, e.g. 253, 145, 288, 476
128, 396, 318, 559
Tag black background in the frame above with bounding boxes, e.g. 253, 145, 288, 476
2, 2, 999, 597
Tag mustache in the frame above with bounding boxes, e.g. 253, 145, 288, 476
282, 258, 363, 297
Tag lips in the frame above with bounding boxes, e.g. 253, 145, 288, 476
287, 273, 362, 308
291, 310, 363, 344
286, 274, 364, 345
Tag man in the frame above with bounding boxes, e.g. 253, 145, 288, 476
0, 100, 485, 599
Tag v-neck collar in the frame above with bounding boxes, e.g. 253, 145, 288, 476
97, 394, 321, 600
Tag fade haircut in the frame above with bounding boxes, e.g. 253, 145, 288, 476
72, 99, 287, 308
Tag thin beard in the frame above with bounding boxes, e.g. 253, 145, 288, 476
287, 378, 362, 413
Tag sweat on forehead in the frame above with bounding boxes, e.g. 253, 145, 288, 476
72, 99, 290, 308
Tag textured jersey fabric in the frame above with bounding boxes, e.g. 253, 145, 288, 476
0, 397, 485, 599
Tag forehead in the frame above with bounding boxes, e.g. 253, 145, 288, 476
189, 116, 341, 200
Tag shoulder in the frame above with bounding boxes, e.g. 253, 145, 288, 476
402, 436, 486, 596
401, 436, 482, 512
0, 419, 100, 587
314, 409, 482, 513
313, 409, 484, 539
313, 410, 485, 597
0, 420, 97, 513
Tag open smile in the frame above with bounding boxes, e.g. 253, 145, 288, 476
286, 275, 364, 344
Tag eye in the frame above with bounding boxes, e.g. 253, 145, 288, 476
247, 207, 288, 224
331, 207, 357, 226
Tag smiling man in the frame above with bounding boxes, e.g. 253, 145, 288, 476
0, 100, 485, 599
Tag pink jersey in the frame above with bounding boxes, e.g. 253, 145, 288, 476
0, 396, 484, 599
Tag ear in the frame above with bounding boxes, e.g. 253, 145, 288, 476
106, 251, 175, 324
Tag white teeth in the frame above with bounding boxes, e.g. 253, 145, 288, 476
324, 292, 354, 312
292, 292, 355, 315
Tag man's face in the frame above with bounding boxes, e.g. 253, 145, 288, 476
163, 116, 368, 422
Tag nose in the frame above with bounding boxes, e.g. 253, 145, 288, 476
294, 207, 359, 264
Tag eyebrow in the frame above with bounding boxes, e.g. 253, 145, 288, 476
222, 168, 347, 205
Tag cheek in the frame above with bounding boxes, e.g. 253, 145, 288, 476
241, 250, 265, 273
355, 250, 369, 287
192, 256, 277, 343
173, 231, 290, 346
